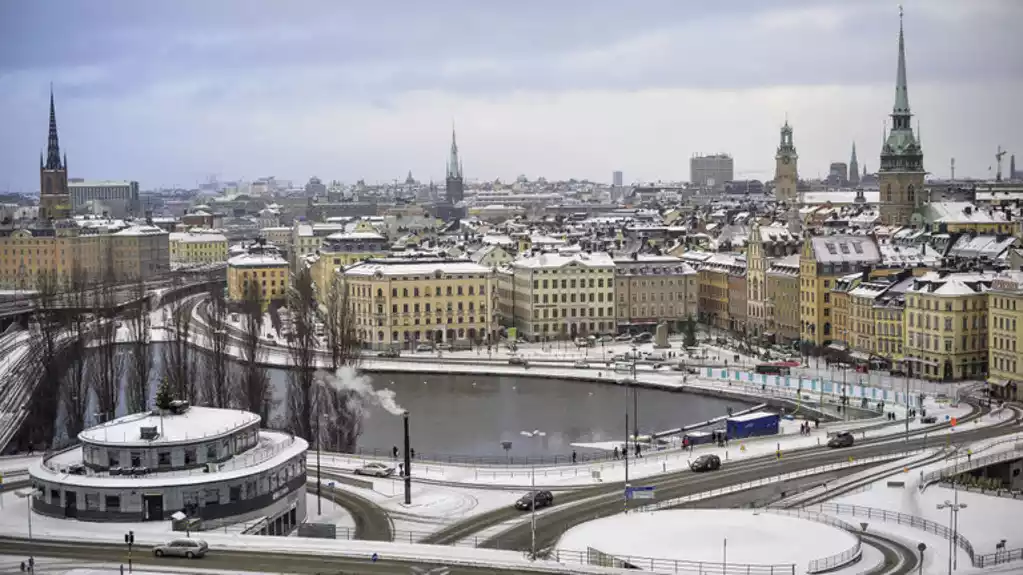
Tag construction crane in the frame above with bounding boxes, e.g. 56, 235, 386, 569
996, 146, 1006, 181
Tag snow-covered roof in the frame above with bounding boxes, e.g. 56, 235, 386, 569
112, 224, 167, 237
512, 251, 614, 270
809, 236, 880, 264
800, 190, 880, 205
228, 252, 287, 267
169, 232, 227, 243
344, 259, 491, 277
79, 406, 260, 448
325, 231, 386, 241
906, 271, 997, 296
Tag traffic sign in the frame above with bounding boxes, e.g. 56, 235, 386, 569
626, 486, 655, 500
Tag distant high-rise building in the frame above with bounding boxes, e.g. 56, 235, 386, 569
879, 8, 925, 228
612, 171, 623, 187
1011, 154, 1017, 180
39, 89, 71, 221
849, 143, 860, 186
690, 154, 734, 191
445, 128, 464, 205
305, 176, 326, 197
828, 162, 848, 186
69, 179, 140, 217
774, 122, 798, 204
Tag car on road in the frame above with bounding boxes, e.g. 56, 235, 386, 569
614, 333, 633, 342
632, 332, 653, 344
515, 490, 554, 510
573, 360, 588, 368
153, 539, 208, 559
689, 454, 721, 472
599, 335, 614, 343
827, 431, 855, 448
920, 415, 937, 424
415, 344, 434, 353
378, 349, 400, 358
508, 356, 529, 366
354, 462, 395, 477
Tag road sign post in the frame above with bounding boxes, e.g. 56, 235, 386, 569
625, 486, 655, 500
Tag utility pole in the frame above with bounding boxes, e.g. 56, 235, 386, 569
403, 411, 412, 505
937, 487, 967, 575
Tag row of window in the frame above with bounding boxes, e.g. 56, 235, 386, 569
533, 278, 612, 290
993, 315, 1019, 332
992, 297, 1020, 311
908, 313, 987, 331
367, 327, 483, 342
907, 331, 987, 353
622, 292, 689, 303
907, 296, 985, 311
992, 355, 1019, 375
533, 292, 612, 304
620, 305, 688, 317
381, 301, 486, 314
992, 336, 1018, 353
531, 321, 610, 333
534, 307, 611, 320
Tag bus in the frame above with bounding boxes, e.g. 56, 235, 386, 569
755, 363, 792, 376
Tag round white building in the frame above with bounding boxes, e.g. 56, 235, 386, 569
29, 401, 308, 534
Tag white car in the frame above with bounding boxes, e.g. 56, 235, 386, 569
573, 361, 588, 368
353, 462, 395, 477
153, 539, 208, 559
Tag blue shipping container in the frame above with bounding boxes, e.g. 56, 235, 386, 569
725, 411, 780, 439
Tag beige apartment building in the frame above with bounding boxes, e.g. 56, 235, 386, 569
766, 254, 799, 344
498, 252, 615, 341
989, 271, 1023, 401
613, 254, 697, 333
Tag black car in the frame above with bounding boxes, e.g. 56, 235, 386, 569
378, 349, 400, 358
689, 454, 721, 472
515, 490, 554, 510
827, 431, 855, 448
921, 415, 937, 424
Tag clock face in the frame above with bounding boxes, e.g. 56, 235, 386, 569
782, 156, 791, 165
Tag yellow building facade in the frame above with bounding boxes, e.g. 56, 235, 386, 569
988, 271, 1023, 400
904, 271, 994, 381
798, 235, 881, 352
169, 232, 228, 265
765, 254, 800, 344
345, 259, 494, 350
226, 245, 290, 306
309, 231, 390, 299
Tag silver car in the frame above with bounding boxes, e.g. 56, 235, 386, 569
153, 538, 208, 559
354, 462, 395, 477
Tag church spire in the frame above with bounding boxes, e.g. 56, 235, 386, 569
893, 6, 911, 119
45, 86, 64, 170
447, 125, 462, 180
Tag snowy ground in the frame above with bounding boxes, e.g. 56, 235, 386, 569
556, 509, 858, 571
301, 493, 356, 533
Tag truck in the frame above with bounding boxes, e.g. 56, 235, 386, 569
725, 411, 780, 439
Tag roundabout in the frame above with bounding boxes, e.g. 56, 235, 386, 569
556, 508, 861, 573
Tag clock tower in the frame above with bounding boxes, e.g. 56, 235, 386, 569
774, 121, 798, 204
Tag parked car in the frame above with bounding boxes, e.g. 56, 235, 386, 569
599, 335, 614, 343
515, 490, 554, 510
415, 344, 434, 353
632, 332, 653, 343
508, 356, 529, 366
378, 349, 400, 358
573, 360, 588, 368
920, 415, 937, 424
827, 431, 855, 449
615, 333, 633, 342
437, 343, 452, 351
354, 462, 395, 477
689, 454, 721, 472
153, 539, 208, 559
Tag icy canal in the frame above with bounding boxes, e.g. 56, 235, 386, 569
96, 343, 753, 460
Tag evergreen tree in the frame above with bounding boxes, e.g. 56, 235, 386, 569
683, 315, 697, 348
155, 377, 173, 411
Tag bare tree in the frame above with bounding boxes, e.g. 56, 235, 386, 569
286, 267, 318, 440
60, 264, 92, 439
324, 274, 361, 371
322, 385, 364, 452
203, 281, 234, 408
25, 270, 67, 450
90, 261, 123, 422
162, 296, 198, 403
238, 282, 271, 423
125, 277, 152, 413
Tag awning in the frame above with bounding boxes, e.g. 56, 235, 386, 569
849, 350, 870, 361
827, 342, 848, 351
988, 379, 1011, 388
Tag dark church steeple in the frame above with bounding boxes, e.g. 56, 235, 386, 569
45, 87, 65, 171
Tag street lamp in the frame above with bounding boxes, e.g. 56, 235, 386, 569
917, 542, 926, 575
15, 487, 42, 573
937, 490, 967, 574
520, 429, 546, 561
124, 530, 135, 573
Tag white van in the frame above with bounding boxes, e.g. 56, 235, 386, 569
613, 362, 633, 373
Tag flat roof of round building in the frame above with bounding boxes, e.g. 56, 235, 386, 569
78, 406, 260, 448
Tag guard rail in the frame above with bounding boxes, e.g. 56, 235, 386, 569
762, 509, 862, 573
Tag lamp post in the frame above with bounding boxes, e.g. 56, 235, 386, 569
316, 412, 328, 515
124, 530, 135, 573
937, 489, 967, 575
917, 542, 926, 575
520, 429, 546, 561
16, 488, 42, 573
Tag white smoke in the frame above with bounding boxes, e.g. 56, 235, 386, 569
322, 366, 405, 416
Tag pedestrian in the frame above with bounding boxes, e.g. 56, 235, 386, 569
410, 448, 416, 459
613, 446, 620, 460
398, 463, 405, 476
572, 450, 577, 464
635, 443, 642, 458
814, 418, 819, 429
392, 445, 399, 459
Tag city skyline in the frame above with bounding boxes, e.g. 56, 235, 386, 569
1, 0, 1021, 192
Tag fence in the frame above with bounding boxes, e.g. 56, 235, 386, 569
800, 503, 977, 565
975, 546, 1023, 568
549, 547, 796, 574
920, 444, 1023, 489
701, 368, 922, 408
762, 509, 862, 573
634, 452, 914, 513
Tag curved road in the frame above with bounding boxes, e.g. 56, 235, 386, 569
440, 404, 1015, 552
318, 473, 394, 541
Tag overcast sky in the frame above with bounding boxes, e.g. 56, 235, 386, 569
1, 0, 1021, 192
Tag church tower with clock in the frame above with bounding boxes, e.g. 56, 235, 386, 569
774, 121, 798, 205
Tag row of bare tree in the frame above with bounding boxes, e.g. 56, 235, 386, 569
24, 263, 363, 454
